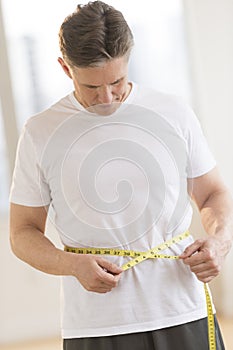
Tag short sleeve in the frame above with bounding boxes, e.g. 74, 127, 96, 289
9, 126, 51, 206
185, 106, 216, 178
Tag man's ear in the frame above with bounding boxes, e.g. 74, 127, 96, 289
58, 57, 72, 79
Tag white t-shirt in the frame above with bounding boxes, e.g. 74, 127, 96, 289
10, 83, 216, 338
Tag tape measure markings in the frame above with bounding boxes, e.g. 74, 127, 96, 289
204, 283, 216, 350
121, 230, 189, 270
65, 247, 179, 260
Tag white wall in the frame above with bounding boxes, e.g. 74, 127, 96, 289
183, 0, 233, 316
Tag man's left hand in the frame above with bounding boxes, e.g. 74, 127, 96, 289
180, 235, 229, 283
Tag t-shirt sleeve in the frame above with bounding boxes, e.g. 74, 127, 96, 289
185, 105, 216, 178
9, 126, 51, 206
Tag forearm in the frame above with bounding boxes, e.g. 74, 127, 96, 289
181, 190, 233, 282
10, 226, 122, 293
9, 203, 122, 293
10, 227, 73, 276
200, 189, 233, 254
182, 169, 233, 282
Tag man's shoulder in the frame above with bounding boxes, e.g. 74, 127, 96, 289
134, 84, 197, 129
23, 93, 83, 139
26, 94, 76, 125
130, 84, 201, 142
135, 85, 189, 111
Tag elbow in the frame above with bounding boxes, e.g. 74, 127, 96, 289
10, 229, 21, 258
9, 225, 30, 261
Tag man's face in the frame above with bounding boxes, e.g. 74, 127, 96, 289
60, 56, 131, 115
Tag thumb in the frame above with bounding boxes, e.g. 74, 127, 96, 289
98, 258, 123, 275
180, 239, 204, 259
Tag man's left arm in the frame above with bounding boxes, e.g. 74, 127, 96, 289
180, 167, 233, 283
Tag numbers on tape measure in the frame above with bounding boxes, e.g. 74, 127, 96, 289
204, 283, 216, 350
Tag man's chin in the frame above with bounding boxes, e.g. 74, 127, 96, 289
87, 103, 121, 116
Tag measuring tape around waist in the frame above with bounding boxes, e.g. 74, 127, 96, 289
64, 230, 216, 350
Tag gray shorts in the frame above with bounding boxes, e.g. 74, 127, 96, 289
63, 316, 225, 350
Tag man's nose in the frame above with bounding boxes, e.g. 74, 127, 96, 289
98, 86, 113, 104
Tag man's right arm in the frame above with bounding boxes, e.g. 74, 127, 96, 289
10, 203, 122, 293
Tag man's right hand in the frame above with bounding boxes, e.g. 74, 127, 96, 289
69, 253, 123, 293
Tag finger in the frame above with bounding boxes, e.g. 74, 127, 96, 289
98, 258, 123, 275
197, 275, 216, 283
94, 261, 122, 287
182, 250, 206, 266
195, 268, 218, 278
189, 261, 210, 273
195, 271, 218, 283
95, 270, 117, 287
191, 261, 221, 276
88, 285, 113, 294
85, 279, 114, 293
183, 245, 218, 267
96, 284, 113, 293
180, 239, 204, 258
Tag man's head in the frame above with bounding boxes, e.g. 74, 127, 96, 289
59, 1, 134, 68
58, 1, 134, 113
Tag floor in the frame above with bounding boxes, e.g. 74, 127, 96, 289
1, 317, 233, 350
0, 338, 61, 350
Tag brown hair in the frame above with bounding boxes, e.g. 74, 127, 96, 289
59, 1, 134, 68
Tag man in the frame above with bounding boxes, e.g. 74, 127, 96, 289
9, 1, 232, 349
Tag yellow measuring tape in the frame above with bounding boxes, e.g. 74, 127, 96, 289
65, 231, 216, 350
